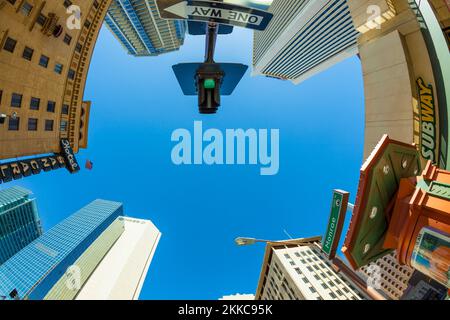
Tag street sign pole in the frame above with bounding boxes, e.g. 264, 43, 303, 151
205, 23, 218, 63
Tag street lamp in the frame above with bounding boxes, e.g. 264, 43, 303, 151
234, 237, 271, 246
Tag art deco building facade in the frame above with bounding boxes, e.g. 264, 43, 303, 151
0, 186, 42, 265
0, 0, 111, 166
105, 0, 186, 56
255, 237, 370, 300
252, 0, 359, 84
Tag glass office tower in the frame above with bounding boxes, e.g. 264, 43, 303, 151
0, 199, 124, 300
105, 0, 187, 56
0, 186, 42, 266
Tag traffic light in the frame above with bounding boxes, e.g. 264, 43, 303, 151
196, 63, 224, 114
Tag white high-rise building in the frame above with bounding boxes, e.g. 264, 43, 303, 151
252, 0, 359, 84
255, 237, 370, 300
76, 217, 161, 300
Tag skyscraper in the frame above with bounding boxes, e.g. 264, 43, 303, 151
0, 186, 42, 265
252, 0, 359, 84
75, 217, 161, 300
0, 199, 124, 300
105, 0, 187, 57
255, 237, 371, 300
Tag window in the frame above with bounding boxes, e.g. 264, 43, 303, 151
84, 20, 91, 29
7, 0, 17, 5
54, 63, 63, 74
45, 119, 54, 131
60, 120, 68, 131
329, 292, 337, 299
307, 266, 313, 272
3, 37, 17, 53
302, 277, 309, 284
47, 101, 56, 112
8, 117, 19, 130
314, 275, 320, 280
321, 283, 328, 289
295, 252, 301, 257
295, 268, 302, 275
11, 93, 22, 107
28, 118, 38, 131
22, 46, 34, 61
284, 254, 290, 259
20, 2, 33, 16
63, 0, 72, 8
68, 69, 75, 80
336, 290, 343, 296
36, 13, 47, 26
30, 97, 40, 110
75, 43, 82, 53
39, 55, 49, 68
63, 34, 72, 45
62, 104, 69, 115
309, 287, 316, 293
93, 0, 99, 9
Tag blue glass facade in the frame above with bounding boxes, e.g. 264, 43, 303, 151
0, 199, 123, 300
106, 0, 186, 56
0, 186, 42, 266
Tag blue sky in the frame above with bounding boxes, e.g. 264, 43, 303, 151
5, 25, 365, 300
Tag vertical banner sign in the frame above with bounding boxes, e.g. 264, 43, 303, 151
60, 139, 80, 173
416, 78, 438, 164
322, 190, 349, 259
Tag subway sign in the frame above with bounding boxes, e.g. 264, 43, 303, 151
0, 155, 67, 183
417, 78, 438, 163
322, 190, 349, 259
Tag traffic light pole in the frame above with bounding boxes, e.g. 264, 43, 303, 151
204, 22, 218, 63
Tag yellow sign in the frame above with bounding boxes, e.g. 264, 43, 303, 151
417, 78, 438, 163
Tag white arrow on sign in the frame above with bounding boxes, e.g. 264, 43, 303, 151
164, 1, 189, 18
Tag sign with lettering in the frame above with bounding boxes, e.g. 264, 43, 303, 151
157, 0, 273, 31
428, 181, 450, 200
0, 155, 66, 183
60, 139, 80, 173
416, 78, 438, 164
322, 190, 349, 259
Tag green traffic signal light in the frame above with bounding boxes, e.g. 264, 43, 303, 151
204, 78, 216, 89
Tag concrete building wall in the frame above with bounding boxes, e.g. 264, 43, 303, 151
347, 0, 449, 167
76, 217, 161, 300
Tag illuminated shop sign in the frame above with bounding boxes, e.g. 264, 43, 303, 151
417, 78, 438, 163
60, 139, 80, 173
0, 155, 66, 183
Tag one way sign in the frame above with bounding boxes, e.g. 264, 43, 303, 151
156, 0, 273, 31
